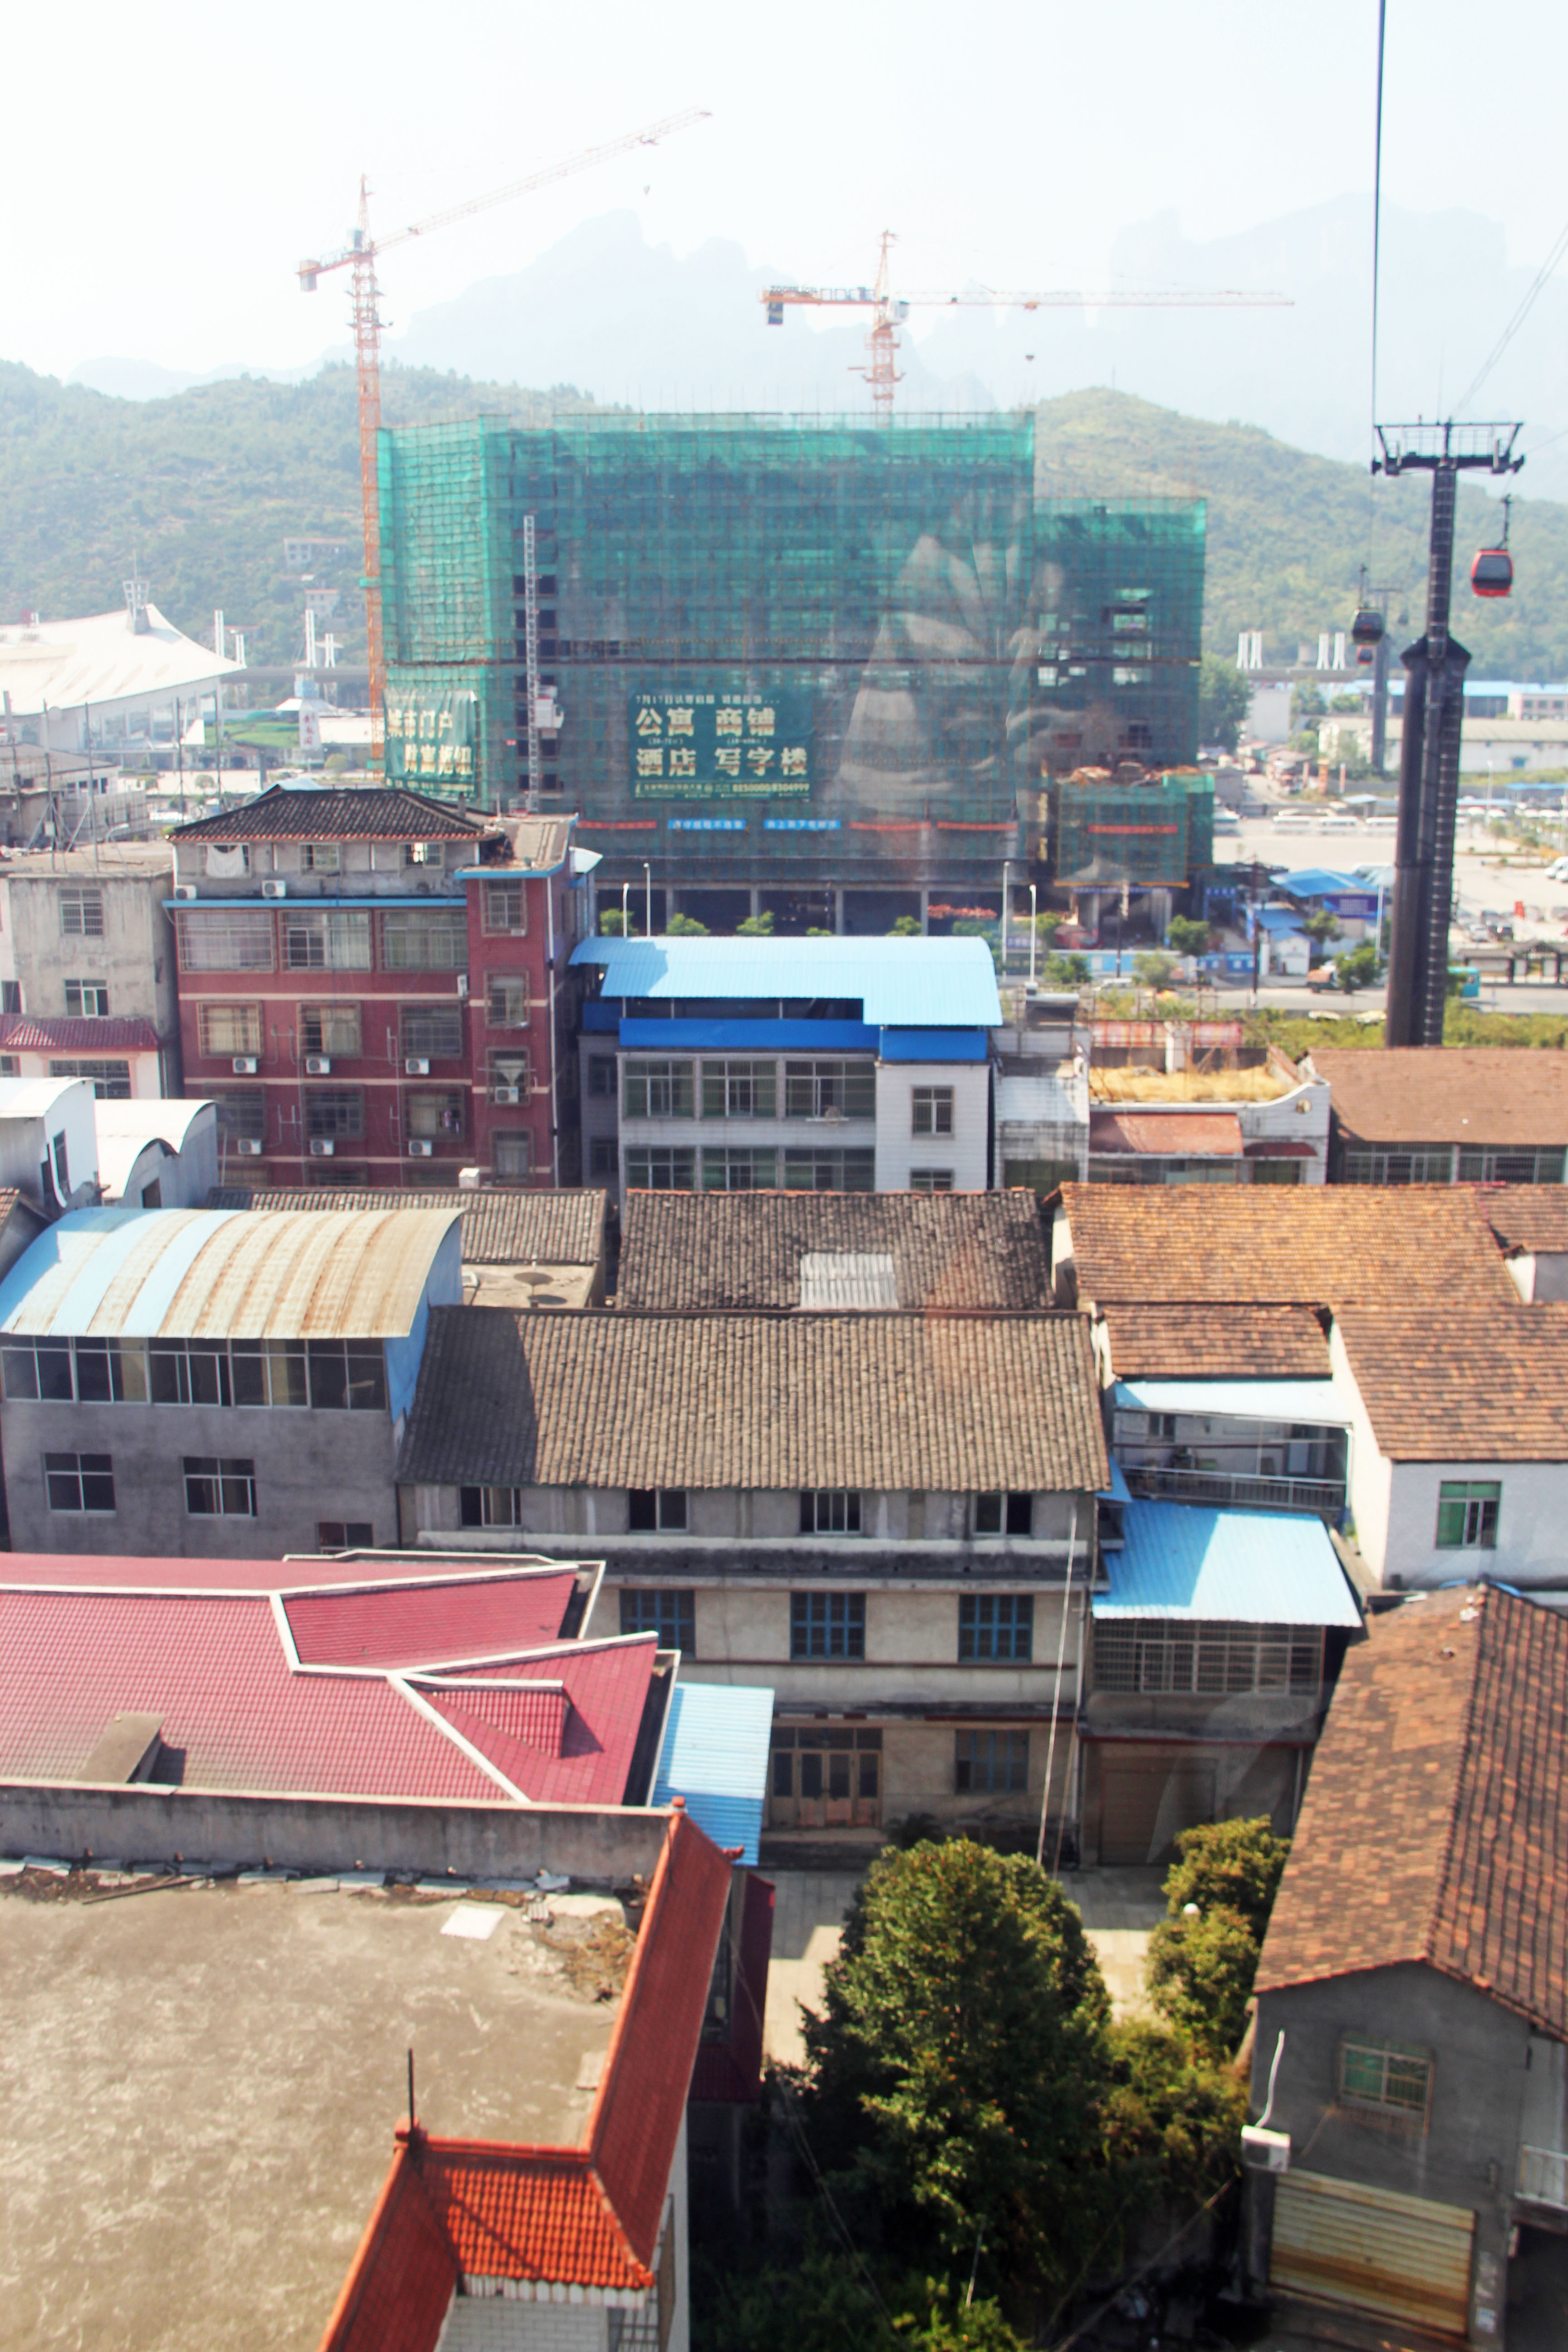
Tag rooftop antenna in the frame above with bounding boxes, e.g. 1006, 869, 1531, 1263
407, 2046, 416, 2131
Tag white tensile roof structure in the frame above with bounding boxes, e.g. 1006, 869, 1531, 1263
0, 604, 236, 743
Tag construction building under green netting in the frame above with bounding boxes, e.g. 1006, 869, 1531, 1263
378, 411, 1206, 928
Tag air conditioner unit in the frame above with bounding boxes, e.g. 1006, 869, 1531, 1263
408, 1138, 434, 1157
231, 1056, 258, 1075
234, 1138, 264, 1157
261, 880, 288, 900
175, 884, 198, 902
493, 1086, 522, 1105
404, 1057, 431, 1076
304, 1055, 331, 1075
310, 1138, 335, 1158
1241, 2126, 1291, 2173
456, 974, 469, 999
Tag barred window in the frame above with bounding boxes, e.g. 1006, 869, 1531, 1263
960, 1594, 1034, 1662
65, 980, 109, 1017
784, 1059, 876, 1119
184, 1456, 257, 1517
701, 1059, 777, 1118
179, 910, 275, 971
382, 908, 467, 970
488, 1048, 531, 1095
214, 1088, 265, 1143
912, 1086, 954, 1137
401, 1005, 464, 1060
790, 1591, 865, 1659
199, 1004, 261, 1057
305, 1088, 363, 1140
800, 1490, 862, 1534
625, 1147, 695, 1191
781, 1147, 875, 1193
1093, 1619, 1322, 1696
624, 1059, 694, 1118
619, 1589, 696, 1648
407, 1089, 465, 1140
483, 879, 526, 935
460, 1485, 525, 1528
1338, 2039, 1432, 2124
49, 1059, 130, 1098
486, 972, 531, 1026
301, 1003, 362, 1058
45, 1451, 115, 1513
59, 887, 104, 938
701, 1147, 776, 1191
955, 1730, 1028, 1793
494, 1131, 531, 1179
284, 911, 371, 971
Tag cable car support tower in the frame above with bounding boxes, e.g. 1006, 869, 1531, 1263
1373, 420, 1523, 1047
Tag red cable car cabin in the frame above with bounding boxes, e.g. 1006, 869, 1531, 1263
1472, 545, 1514, 598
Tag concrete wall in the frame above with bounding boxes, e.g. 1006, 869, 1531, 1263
873, 1060, 989, 1192
0, 1080, 100, 1208
1250, 1965, 1530, 2341
3, 865, 178, 1045
408, 1484, 1082, 1547
667, 1578, 1081, 1697
0, 1394, 401, 1556
0, 1779, 675, 1882
1330, 1319, 1398, 1583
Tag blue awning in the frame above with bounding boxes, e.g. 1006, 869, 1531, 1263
1093, 1499, 1362, 1628
652, 1681, 774, 1866
878, 1029, 989, 1063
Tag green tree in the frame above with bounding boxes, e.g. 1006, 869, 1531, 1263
1301, 910, 1341, 948
1146, 1819, 1291, 2061
1101, 2020, 1246, 2206
1290, 682, 1327, 728
887, 915, 923, 937
738, 911, 775, 936
1042, 952, 1091, 988
1161, 1818, 1291, 1941
597, 908, 627, 936
1132, 951, 1177, 988
1165, 916, 1211, 957
1337, 940, 1379, 992
805, 1842, 1112, 2301
1198, 655, 1252, 752
666, 911, 710, 935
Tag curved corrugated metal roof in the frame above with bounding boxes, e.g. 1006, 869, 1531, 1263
0, 1207, 460, 1340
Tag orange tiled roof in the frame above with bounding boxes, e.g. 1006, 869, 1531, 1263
1311, 1046, 1568, 1148
1257, 1588, 1568, 2037
1484, 1184, 1568, 1257
1333, 1301, 1568, 1459
316, 1810, 734, 2352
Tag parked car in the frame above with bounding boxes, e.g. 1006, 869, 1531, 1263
1272, 811, 1314, 832
1320, 813, 1360, 833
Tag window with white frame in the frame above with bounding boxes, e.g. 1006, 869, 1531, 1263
784, 1059, 875, 1119
483, 880, 526, 935
624, 1059, 694, 1118
701, 1059, 778, 1118
460, 1485, 526, 1527
284, 911, 372, 972
178, 911, 275, 971
701, 1147, 776, 1191
382, 908, 466, 970
302, 843, 341, 873
486, 972, 531, 1027
1337, 2039, 1432, 2125
45, 1451, 116, 1512
625, 1146, 696, 1191
59, 887, 104, 938
628, 1488, 688, 1531
911, 1169, 954, 1193
65, 980, 109, 1017
1436, 1480, 1500, 1548
911, 1086, 954, 1137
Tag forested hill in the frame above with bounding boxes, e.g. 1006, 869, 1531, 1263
3, 362, 1567, 680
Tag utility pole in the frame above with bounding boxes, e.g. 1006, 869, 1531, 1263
1374, 422, 1523, 1047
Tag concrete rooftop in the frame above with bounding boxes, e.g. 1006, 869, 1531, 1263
0, 1874, 627, 2352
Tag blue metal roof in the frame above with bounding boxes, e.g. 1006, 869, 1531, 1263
1114, 1379, 1349, 1424
1098, 1455, 1134, 1505
652, 1681, 774, 1866
619, 1019, 877, 1052
1276, 870, 1378, 900
1093, 1500, 1362, 1628
570, 935, 1003, 1026
878, 1028, 989, 1063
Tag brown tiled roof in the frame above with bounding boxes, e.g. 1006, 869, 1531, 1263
171, 786, 481, 843
397, 1308, 1108, 1492
615, 1191, 1049, 1313
1483, 1185, 1568, 1256
1102, 1302, 1332, 1381
205, 1187, 607, 1267
1312, 1046, 1568, 1148
1088, 1110, 1244, 1158
0, 1014, 162, 1053
1257, 1588, 1568, 2037
1333, 1302, 1568, 1459
1057, 1182, 1516, 1308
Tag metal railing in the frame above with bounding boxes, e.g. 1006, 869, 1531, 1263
1124, 1465, 1345, 1517
1518, 2146, 1568, 2210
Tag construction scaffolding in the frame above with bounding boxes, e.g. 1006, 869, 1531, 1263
1051, 769, 1215, 888
378, 413, 1206, 888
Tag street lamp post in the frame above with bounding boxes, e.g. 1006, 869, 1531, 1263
1028, 883, 1038, 991
644, 862, 653, 939
621, 879, 631, 937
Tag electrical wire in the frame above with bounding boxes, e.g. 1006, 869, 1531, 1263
1456, 214, 1568, 415
1367, 0, 1387, 569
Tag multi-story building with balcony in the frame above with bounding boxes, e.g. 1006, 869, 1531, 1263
571, 933, 1000, 1201
169, 790, 585, 1188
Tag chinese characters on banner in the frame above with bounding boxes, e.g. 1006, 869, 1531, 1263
628, 691, 812, 798
384, 689, 478, 785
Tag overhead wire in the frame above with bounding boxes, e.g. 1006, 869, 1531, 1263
1456, 213, 1568, 416
1367, 0, 1387, 569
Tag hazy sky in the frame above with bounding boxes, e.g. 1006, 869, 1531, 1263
9, 0, 1565, 381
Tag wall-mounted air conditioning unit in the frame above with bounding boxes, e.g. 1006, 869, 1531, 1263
304, 1056, 331, 1076
235, 1138, 264, 1157
1241, 2126, 1291, 2173
261, 880, 288, 900
404, 1057, 430, 1076
310, 1138, 335, 1157
493, 1086, 522, 1105
456, 974, 469, 999
408, 1139, 434, 1157
175, 884, 198, 902
232, 1056, 258, 1075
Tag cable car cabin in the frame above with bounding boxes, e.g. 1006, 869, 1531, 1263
1356, 646, 1376, 666
1471, 546, 1514, 598
1351, 607, 1385, 647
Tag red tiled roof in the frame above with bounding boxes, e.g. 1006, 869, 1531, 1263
282, 1572, 580, 1668
317, 1812, 735, 2348
0, 1569, 644, 1806
0, 1014, 162, 1053
1258, 1588, 1568, 2037
0, 1550, 562, 1593
1088, 1110, 1243, 1156
414, 1638, 658, 1807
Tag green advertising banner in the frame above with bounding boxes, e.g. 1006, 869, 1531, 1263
384, 688, 477, 786
629, 690, 812, 799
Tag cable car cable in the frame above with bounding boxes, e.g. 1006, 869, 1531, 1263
1456, 213, 1568, 415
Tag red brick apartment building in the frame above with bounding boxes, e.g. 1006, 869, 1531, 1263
170, 790, 583, 1188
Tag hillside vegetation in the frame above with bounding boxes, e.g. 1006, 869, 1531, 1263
3, 364, 1566, 680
